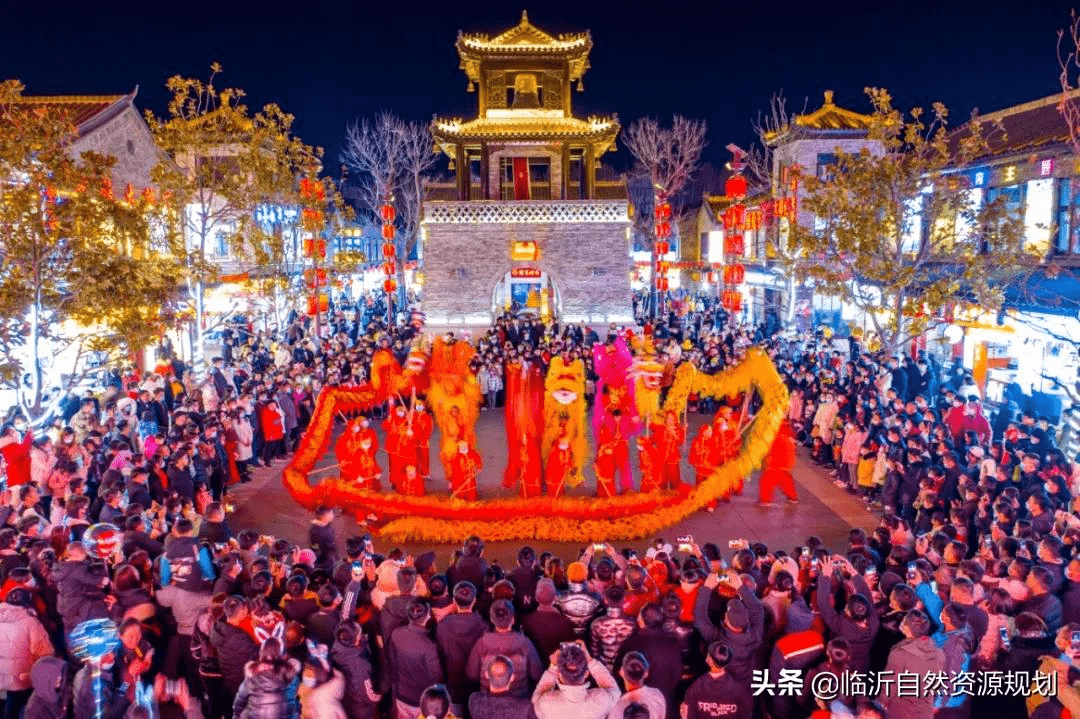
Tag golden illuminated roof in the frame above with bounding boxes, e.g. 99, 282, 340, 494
432, 112, 619, 154
7, 92, 132, 130
765, 90, 872, 143
456, 11, 593, 84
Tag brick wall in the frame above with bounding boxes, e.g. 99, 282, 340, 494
421, 207, 634, 329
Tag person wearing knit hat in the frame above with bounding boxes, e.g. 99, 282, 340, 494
555, 563, 602, 636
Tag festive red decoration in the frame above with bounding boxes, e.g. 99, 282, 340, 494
721, 289, 743, 312
381, 204, 396, 222
723, 264, 745, 285
382, 262, 395, 276
656, 241, 669, 255
314, 240, 326, 259
724, 235, 745, 256
306, 296, 318, 316
381, 224, 395, 241
384, 279, 397, 293
654, 203, 672, 220
655, 261, 670, 274
382, 243, 396, 259
657, 277, 669, 292
655, 220, 671, 239
302, 239, 314, 257
725, 174, 748, 199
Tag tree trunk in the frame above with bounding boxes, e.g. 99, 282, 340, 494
395, 255, 408, 321
194, 280, 206, 378
25, 295, 43, 420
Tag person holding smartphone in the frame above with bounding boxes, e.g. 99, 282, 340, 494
531, 641, 619, 719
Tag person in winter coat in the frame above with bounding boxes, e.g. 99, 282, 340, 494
530, 642, 619, 719
73, 648, 128, 719
53, 543, 111, 640
877, 610, 945, 719
232, 637, 300, 719
0, 420, 33, 488
693, 570, 765, 686
329, 621, 378, 719
812, 393, 839, 445
816, 561, 879, 673
23, 657, 70, 719
297, 655, 347, 719
0, 588, 54, 719
681, 642, 754, 719
386, 599, 443, 718
467, 600, 544, 700
259, 400, 285, 464
210, 596, 260, 702
468, 654, 532, 719
436, 581, 487, 713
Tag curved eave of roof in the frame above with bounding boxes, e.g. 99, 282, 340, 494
431, 117, 619, 142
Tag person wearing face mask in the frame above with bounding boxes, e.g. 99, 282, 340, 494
448, 441, 482, 501
813, 392, 839, 446
72, 648, 129, 719
413, 402, 433, 480
0, 418, 33, 491
0, 586, 54, 719
382, 405, 411, 493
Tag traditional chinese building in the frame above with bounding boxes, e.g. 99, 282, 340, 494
421, 11, 633, 329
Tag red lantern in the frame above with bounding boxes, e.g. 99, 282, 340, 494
706, 271, 715, 283
318, 293, 329, 312
315, 240, 326, 259
316, 268, 327, 286
382, 243, 396, 259
725, 174, 748, 199
722, 289, 743, 312
302, 239, 314, 257
656, 221, 671, 239
382, 262, 395, 276
381, 204, 396, 222
381, 224, 395, 241
658, 277, 669, 292
654, 203, 672, 220
723, 264, 745, 285
724, 235, 745, 256
383, 279, 397, 293
306, 296, 318, 316
655, 241, 669, 255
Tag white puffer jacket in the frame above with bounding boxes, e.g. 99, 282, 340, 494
0, 603, 54, 691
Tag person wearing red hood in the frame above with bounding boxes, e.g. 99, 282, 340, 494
944, 396, 991, 446
0, 419, 33, 489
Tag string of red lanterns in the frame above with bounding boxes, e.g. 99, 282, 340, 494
300, 179, 328, 317
381, 201, 397, 296
654, 200, 672, 293
722, 172, 746, 313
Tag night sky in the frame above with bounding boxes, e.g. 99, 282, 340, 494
1, 0, 1074, 174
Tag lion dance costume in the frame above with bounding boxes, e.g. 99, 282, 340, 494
542, 356, 587, 492
592, 337, 639, 492
503, 357, 545, 497
427, 336, 481, 484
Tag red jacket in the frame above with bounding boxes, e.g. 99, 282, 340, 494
259, 406, 284, 442
0, 430, 33, 487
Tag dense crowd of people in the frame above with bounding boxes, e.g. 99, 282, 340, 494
0, 292, 1078, 719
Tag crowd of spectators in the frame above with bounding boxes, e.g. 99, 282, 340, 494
0, 293, 1077, 719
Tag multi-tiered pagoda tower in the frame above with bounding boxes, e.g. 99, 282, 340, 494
421, 11, 633, 329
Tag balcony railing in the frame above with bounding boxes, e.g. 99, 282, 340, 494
425, 179, 627, 202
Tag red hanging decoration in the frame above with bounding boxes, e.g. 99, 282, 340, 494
655, 220, 671, 239
725, 174, 748, 199
315, 240, 326, 259
655, 241, 669, 255
654, 203, 672, 220
382, 224, 395, 241
318, 293, 329, 312
724, 235, 745, 256
723, 264, 745, 285
306, 296, 318, 316
381, 204, 396, 222
383, 279, 397, 293
721, 289, 743, 312
382, 243, 396, 259
382, 262, 395, 276
302, 239, 314, 257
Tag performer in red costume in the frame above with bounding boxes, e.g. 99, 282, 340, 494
508, 434, 543, 499
594, 435, 619, 499
637, 433, 663, 494
412, 401, 433, 479
758, 420, 799, 505
401, 463, 425, 497
654, 410, 685, 491
382, 404, 410, 493
335, 419, 366, 483
448, 440, 481, 500
689, 423, 713, 486
711, 403, 744, 498
545, 433, 575, 497
393, 422, 420, 494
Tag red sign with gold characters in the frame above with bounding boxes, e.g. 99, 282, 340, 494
511, 267, 542, 279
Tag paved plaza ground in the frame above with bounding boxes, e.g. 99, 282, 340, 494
229, 407, 874, 564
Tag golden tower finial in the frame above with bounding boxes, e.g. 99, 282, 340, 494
521, 9, 528, 23
824, 90, 834, 105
